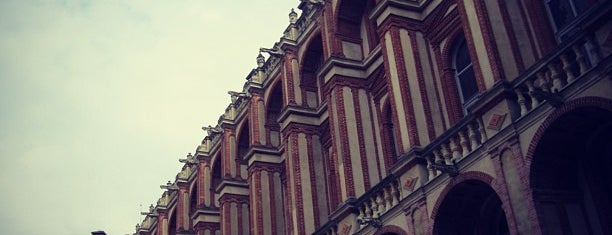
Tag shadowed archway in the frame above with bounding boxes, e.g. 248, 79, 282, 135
530, 106, 612, 234
433, 180, 509, 235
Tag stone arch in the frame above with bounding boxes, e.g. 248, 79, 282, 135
334, 0, 379, 58
431, 171, 510, 235
439, 27, 469, 124
381, 98, 399, 169
209, 152, 222, 208
189, 178, 198, 215
299, 33, 324, 109
167, 205, 178, 235
374, 224, 409, 235
209, 152, 221, 179
526, 96, 612, 234
265, 79, 283, 147
525, 96, 612, 168
265, 79, 284, 122
236, 119, 250, 162
440, 24, 466, 72
406, 203, 429, 235
431, 171, 494, 218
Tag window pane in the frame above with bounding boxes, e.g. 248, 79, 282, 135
548, 0, 575, 29
458, 66, 478, 102
455, 40, 471, 70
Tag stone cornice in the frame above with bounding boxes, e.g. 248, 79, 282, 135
215, 179, 249, 196
371, 0, 437, 27
319, 45, 383, 83
277, 103, 329, 133
244, 146, 284, 167
218, 193, 249, 205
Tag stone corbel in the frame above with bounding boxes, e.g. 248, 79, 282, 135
202, 125, 223, 136
259, 46, 284, 57
160, 180, 179, 191
179, 153, 198, 165
228, 91, 249, 103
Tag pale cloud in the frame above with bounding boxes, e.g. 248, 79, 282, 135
0, 1, 299, 234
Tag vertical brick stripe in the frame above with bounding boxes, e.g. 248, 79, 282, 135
409, 31, 436, 141
334, 86, 355, 197
391, 27, 420, 146
352, 87, 371, 189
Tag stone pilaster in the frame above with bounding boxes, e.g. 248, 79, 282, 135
176, 183, 189, 232
195, 158, 211, 208
248, 162, 284, 235
325, 76, 383, 200
221, 127, 237, 178
156, 210, 167, 235
282, 49, 299, 106
219, 194, 249, 235
249, 92, 266, 146
282, 123, 329, 234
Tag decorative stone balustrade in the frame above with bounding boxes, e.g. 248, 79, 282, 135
423, 116, 487, 179
295, 4, 316, 38
512, 34, 601, 118
356, 177, 401, 229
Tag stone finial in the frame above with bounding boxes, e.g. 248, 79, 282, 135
257, 53, 265, 68
289, 8, 298, 24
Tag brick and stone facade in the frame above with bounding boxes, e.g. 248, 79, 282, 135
134, 0, 612, 234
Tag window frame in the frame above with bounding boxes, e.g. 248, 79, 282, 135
451, 36, 479, 113
543, 0, 595, 41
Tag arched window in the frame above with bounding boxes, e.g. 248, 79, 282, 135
382, 102, 398, 161
211, 158, 222, 208
452, 36, 478, 109
337, 0, 379, 59
266, 82, 283, 147
237, 121, 250, 160
189, 184, 197, 214
301, 35, 324, 108
168, 211, 177, 235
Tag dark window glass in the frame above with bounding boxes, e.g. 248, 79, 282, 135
453, 38, 478, 104
457, 66, 478, 102
455, 41, 471, 70
547, 0, 575, 30
545, 0, 596, 35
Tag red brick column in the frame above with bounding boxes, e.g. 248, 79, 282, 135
176, 185, 188, 232
249, 162, 284, 235
219, 194, 249, 235
156, 211, 167, 235
282, 123, 330, 234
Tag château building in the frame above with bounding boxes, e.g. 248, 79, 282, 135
134, 0, 612, 234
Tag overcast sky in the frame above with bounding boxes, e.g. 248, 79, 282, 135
0, 1, 300, 234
